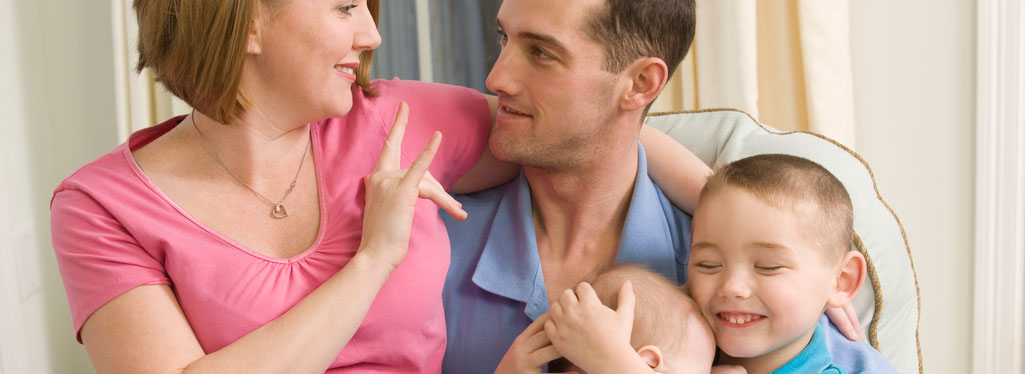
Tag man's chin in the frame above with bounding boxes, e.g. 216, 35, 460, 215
488, 136, 528, 163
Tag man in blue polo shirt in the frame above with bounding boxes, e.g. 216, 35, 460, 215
441, 0, 897, 373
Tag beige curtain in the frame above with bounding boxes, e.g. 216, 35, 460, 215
114, 0, 190, 142
652, 0, 856, 148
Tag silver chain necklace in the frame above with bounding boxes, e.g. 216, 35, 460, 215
191, 110, 310, 219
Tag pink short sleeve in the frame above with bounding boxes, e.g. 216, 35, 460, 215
368, 79, 492, 188
51, 187, 170, 341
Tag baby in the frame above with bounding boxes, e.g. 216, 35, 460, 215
546, 264, 743, 374
547, 154, 868, 374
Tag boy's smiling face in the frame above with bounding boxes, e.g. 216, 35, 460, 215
687, 186, 841, 364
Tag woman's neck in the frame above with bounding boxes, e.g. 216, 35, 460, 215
189, 109, 312, 184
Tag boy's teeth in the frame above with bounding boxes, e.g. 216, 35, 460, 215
723, 313, 758, 324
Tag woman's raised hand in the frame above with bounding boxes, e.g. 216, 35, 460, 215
358, 102, 466, 270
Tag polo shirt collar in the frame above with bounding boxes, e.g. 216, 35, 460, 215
471, 144, 678, 320
770, 324, 836, 373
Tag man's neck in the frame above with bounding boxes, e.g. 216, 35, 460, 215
525, 140, 640, 261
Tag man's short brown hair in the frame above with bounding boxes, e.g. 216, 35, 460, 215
133, 0, 379, 124
700, 154, 855, 261
585, 0, 696, 77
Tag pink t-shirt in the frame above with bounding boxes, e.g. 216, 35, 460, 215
50, 79, 491, 373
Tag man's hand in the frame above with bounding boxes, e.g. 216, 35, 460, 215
545, 281, 651, 374
495, 314, 575, 374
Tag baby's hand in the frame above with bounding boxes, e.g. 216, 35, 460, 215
545, 281, 648, 373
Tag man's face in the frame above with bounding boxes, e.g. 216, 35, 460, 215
485, 0, 623, 170
687, 187, 838, 362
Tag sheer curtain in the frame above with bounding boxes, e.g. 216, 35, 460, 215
428, 0, 502, 93
372, 0, 501, 93
657, 0, 857, 148
371, 1, 421, 81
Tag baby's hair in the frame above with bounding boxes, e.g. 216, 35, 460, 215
590, 264, 710, 362
700, 154, 854, 261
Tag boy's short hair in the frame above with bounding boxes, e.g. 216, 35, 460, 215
700, 154, 854, 261
591, 264, 711, 362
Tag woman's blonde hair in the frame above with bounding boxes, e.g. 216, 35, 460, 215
134, 0, 380, 124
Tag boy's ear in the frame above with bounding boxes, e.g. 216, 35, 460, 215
619, 57, 669, 112
827, 251, 867, 308
637, 345, 666, 371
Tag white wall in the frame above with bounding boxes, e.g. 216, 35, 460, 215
850, 0, 976, 373
1, 0, 118, 372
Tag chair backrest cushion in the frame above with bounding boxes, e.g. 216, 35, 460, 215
646, 109, 922, 374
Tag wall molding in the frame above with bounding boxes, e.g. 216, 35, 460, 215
973, 0, 1025, 373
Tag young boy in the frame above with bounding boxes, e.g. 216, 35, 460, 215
547, 154, 872, 374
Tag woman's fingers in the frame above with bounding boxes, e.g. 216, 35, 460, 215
375, 101, 409, 172
419, 172, 467, 220
399, 131, 441, 191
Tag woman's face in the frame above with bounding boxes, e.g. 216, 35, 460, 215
245, 0, 381, 125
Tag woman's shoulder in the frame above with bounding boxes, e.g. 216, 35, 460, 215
55, 143, 135, 197
365, 78, 485, 108
54, 118, 181, 202
369, 77, 472, 94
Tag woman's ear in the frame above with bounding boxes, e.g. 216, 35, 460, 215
247, 5, 264, 55
637, 345, 666, 371
619, 57, 669, 112
827, 251, 867, 308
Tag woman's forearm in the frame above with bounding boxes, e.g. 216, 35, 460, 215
182, 252, 394, 374
639, 124, 711, 213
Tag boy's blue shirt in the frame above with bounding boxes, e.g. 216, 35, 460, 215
771, 322, 846, 374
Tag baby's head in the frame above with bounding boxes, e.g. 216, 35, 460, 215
550, 264, 716, 374
687, 154, 866, 369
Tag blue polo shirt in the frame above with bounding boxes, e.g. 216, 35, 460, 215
440, 144, 899, 374
441, 145, 690, 373
772, 321, 846, 374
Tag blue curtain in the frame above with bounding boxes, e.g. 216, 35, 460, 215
429, 0, 502, 93
371, 1, 420, 81
372, 1, 502, 94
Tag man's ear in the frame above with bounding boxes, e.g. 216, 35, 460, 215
827, 251, 867, 308
637, 345, 666, 371
619, 57, 669, 112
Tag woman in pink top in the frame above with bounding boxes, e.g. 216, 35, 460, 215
50, 1, 520, 372
50, 0, 712, 373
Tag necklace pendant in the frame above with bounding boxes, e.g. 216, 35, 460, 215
271, 203, 289, 219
